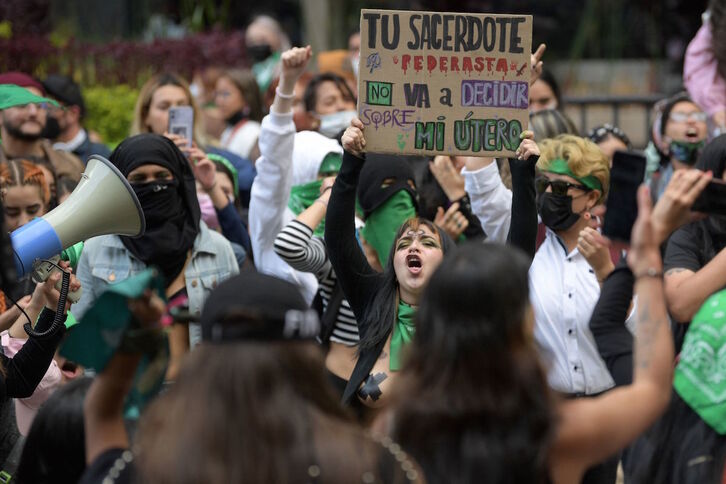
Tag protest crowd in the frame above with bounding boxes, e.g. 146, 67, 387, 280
2, 5, 726, 484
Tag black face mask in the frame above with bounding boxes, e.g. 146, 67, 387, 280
537, 193, 581, 232
247, 44, 273, 63
132, 180, 180, 224
124, 179, 197, 284
41, 116, 61, 140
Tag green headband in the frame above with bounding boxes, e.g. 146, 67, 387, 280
207, 153, 239, 197
0, 84, 58, 110
674, 289, 726, 434
543, 158, 603, 192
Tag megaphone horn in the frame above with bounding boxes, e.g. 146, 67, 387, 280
10, 155, 146, 277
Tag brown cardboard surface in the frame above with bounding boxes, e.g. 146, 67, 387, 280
358, 9, 532, 157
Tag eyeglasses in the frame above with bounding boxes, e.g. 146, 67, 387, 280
669, 112, 708, 123
535, 177, 591, 196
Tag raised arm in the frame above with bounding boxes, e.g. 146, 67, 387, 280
508, 131, 539, 259
3, 267, 79, 398
188, 148, 251, 252
325, 119, 380, 317
552, 169, 712, 479
249, 46, 312, 258
274, 178, 333, 277
460, 156, 513, 243
84, 290, 165, 464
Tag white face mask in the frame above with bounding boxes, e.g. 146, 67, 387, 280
318, 110, 357, 138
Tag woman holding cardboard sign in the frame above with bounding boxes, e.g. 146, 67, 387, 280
325, 117, 538, 411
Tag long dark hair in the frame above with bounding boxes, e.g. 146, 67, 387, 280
389, 243, 555, 483
357, 217, 454, 355
629, 392, 726, 484
15, 377, 93, 484
135, 343, 414, 483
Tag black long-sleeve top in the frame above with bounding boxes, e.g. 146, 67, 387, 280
589, 263, 635, 386
1, 308, 67, 400
325, 151, 537, 404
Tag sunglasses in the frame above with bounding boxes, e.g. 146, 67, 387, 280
535, 177, 591, 196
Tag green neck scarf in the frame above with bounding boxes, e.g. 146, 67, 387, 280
390, 300, 415, 371
288, 179, 326, 237
360, 191, 416, 267
674, 289, 726, 434
544, 158, 603, 192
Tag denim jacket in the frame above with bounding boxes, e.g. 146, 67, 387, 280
74, 221, 239, 345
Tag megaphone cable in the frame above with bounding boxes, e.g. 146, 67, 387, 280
23, 259, 70, 338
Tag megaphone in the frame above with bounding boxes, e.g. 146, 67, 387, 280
10, 155, 146, 278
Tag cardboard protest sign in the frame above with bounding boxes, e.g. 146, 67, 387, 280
358, 9, 532, 157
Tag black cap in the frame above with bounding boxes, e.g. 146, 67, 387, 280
42, 75, 85, 117
200, 272, 319, 343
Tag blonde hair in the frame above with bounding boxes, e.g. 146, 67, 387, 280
131, 73, 208, 146
537, 134, 610, 201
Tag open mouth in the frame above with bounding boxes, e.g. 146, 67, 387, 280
406, 254, 422, 273
686, 127, 699, 141
60, 360, 80, 379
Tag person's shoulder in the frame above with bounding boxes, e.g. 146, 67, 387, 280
82, 234, 124, 254
196, 222, 235, 254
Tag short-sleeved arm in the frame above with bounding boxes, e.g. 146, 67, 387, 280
664, 224, 704, 273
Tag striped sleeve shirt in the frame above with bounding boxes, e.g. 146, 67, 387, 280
274, 220, 360, 345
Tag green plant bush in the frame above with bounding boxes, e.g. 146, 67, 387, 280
83, 84, 139, 149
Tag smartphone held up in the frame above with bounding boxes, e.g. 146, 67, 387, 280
602, 150, 647, 242
168, 106, 194, 148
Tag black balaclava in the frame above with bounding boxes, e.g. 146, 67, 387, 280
357, 154, 419, 219
696, 134, 726, 239
110, 134, 201, 285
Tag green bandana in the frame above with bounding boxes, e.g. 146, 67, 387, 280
361, 191, 416, 267
61, 241, 84, 271
0, 84, 58, 110
544, 158, 603, 192
390, 300, 415, 371
318, 152, 343, 177
670, 140, 705, 166
674, 289, 726, 434
289, 179, 326, 237
207, 153, 239, 197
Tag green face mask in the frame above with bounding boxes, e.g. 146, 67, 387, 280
674, 289, 726, 434
669, 139, 705, 166
288, 179, 326, 237
361, 191, 416, 267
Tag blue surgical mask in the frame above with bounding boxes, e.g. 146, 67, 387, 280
318, 110, 357, 138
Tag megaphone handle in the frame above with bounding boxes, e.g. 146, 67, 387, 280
31, 257, 82, 304
55, 279, 82, 303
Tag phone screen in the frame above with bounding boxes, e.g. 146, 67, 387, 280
602, 150, 647, 242
168, 106, 194, 148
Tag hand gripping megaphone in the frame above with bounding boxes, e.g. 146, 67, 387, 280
9, 155, 146, 293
